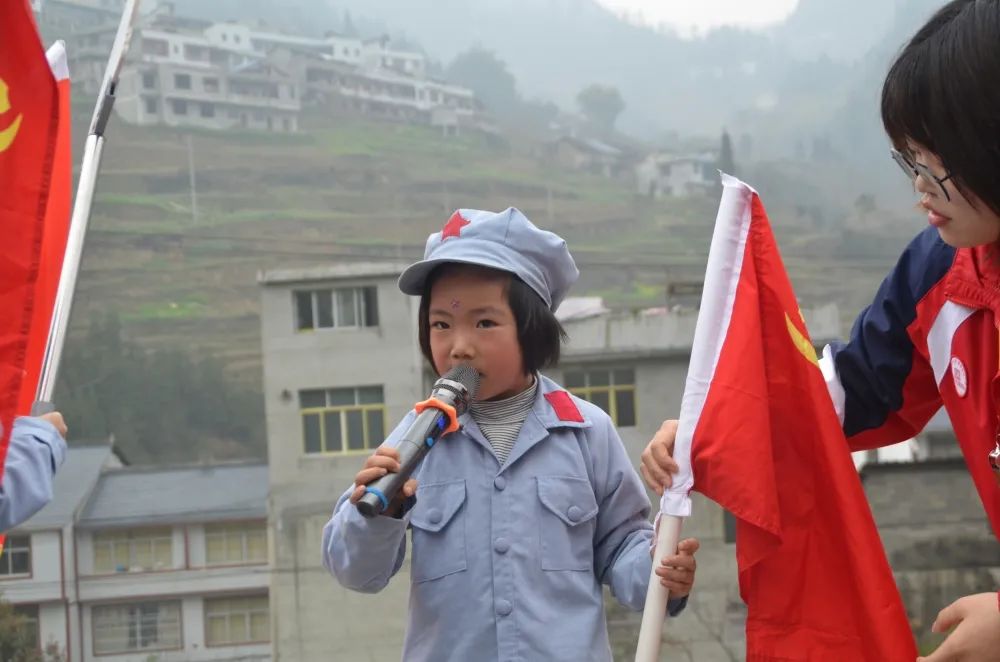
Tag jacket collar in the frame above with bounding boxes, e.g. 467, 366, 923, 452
457, 374, 593, 472
945, 244, 1000, 314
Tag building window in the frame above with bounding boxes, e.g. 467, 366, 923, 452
0, 535, 31, 577
142, 72, 156, 89
143, 39, 168, 56
203, 77, 219, 93
201, 103, 215, 118
144, 97, 158, 114
171, 99, 188, 115
92, 601, 182, 654
300, 386, 385, 454
13, 604, 39, 650
205, 595, 269, 646
93, 528, 172, 573
205, 522, 267, 566
183, 44, 206, 61
174, 73, 191, 90
564, 367, 637, 427
294, 286, 378, 331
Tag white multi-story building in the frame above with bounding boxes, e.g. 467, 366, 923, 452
66, 17, 302, 133
46, 9, 483, 135
258, 261, 842, 661
635, 152, 718, 198
1, 446, 271, 662
202, 23, 365, 69
288, 53, 481, 133
360, 36, 427, 78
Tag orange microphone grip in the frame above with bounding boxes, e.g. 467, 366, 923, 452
413, 397, 460, 434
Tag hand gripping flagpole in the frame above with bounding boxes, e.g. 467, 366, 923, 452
634, 173, 754, 661
32, 0, 142, 414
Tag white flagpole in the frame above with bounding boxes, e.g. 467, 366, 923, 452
634, 515, 682, 661
33, 0, 142, 413
633, 173, 755, 661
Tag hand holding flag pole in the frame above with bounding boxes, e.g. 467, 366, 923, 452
32, 0, 142, 413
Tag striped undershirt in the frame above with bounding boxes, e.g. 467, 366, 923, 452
469, 377, 538, 465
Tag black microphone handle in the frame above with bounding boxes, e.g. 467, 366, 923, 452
356, 407, 445, 518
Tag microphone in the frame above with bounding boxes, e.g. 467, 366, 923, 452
356, 364, 480, 518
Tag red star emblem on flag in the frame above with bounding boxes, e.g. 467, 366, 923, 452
441, 211, 470, 240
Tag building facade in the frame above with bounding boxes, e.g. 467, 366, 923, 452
1, 448, 271, 662
43, 6, 486, 136
635, 152, 718, 198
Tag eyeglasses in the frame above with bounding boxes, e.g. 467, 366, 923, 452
890, 148, 953, 202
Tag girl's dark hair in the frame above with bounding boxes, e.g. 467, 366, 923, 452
881, 0, 1000, 216
417, 264, 567, 376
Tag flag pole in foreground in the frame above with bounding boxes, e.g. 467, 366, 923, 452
634, 513, 682, 661
634, 172, 750, 662
32, 0, 142, 412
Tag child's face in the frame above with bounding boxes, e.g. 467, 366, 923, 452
427, 268, 533, 401
909, 143, 1000, 248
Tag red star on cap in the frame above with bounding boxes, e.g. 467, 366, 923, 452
441, 211, 470, 240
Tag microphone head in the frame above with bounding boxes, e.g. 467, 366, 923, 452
436, 364, 480, 414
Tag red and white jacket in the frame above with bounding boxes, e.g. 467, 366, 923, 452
821, 226, 1000, 539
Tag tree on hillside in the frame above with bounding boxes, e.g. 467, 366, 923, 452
341, 11, 358, 38
446, 48, 519, 116
718, 129, 736, 175
576, 84, 625, 133
53, 313, 265, 464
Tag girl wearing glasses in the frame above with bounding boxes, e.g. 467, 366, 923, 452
640, 1, 1000, 659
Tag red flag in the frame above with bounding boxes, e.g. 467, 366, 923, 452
674, 176, 916, 660
17, 42, 72, 416
0, 2, 60, 469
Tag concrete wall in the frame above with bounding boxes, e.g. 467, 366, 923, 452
862, 458, 1000, 644
39, 602, 69, 658
261, 271, 424, 661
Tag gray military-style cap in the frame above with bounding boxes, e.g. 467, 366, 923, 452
398, 207, 579, 311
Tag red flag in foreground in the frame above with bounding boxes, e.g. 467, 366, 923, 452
17, 41, 72, 417
0, 1, 61, 470
664, 175, 916, 660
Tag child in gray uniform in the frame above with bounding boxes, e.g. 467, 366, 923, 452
324, 208, 699, 662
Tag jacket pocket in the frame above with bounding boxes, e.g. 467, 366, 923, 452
536, 476, 599, 571
409, 479, 467, 582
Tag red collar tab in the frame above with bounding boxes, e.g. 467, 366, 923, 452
544, 391, 585, 423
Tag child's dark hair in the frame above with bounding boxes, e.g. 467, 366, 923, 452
881, 0, 1000, 216
417, 264, 567, 375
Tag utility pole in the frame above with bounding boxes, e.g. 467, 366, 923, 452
186, 133, 199, 224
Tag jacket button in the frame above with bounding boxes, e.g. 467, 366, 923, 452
494, 538, 510, 554
427, 508, 442, 524
566, 506, 583, 522
496, 599, 512, 616
494, 476, 506, 491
